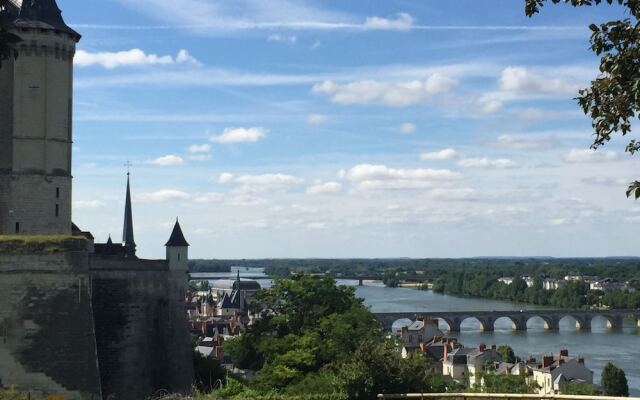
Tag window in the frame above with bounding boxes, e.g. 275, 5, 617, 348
178, 252, 181, 261
15, 222, 19, 234
55, 204, 59, 217
56, 187, 60, 198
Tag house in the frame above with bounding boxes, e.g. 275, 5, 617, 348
442, 344, 502, 387
401, 336, 459, 363
498, 277, 514, 285
466, 345, 503, 387
399, 318, 443, 348
528, 349, 593, 394
590, 278, 625, 293
543, 278, 563, 291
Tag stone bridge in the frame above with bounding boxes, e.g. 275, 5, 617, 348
374, 309, 640, 332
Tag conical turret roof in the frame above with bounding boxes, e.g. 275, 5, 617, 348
165, 219, 189, 247
2, 0, 80, 39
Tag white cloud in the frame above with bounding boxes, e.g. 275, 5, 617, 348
420, 148, 457, 161
210, 127, 267, 143
490, 134, 558, 150
306, 181, 343, 195
149, 155, 185, 166
307, 114, 328, 125
218, 172, 303, 191
137, 189, 190, 203
342, 164, 461, 191
582, 177, 629, 186
457, 158, 517, 169
312, 73, 457, 107
565, 149, 620, 163
363, 12, 414, 31
267, 34, 297, 43
75, 48, 200, 69
307, 222, 328, 230
477, 94, 503, 114
398, 122, 416, 134
74, 200, 105, 209
188, 144, 211, 154
499, 66, 578, 96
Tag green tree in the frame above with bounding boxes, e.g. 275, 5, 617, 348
561, 381, 598, 395
525, 0, 640, 196
601, 362, 629, 397
0, 28, 21, 69
497, 345, 516, 364
482, 374, 537, 394
340, 340, 446, 400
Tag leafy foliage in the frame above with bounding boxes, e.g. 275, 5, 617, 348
224, 275, 443, 400
561, 381, 599, 395
193, 351, 227, 392
0, 28, 21, 69
601, 362, 629, 396
497, 345, 516, 364
526, 0, 640, 196
480, 374, 537, 394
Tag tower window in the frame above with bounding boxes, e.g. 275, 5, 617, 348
55, 204, 59, 217
56, 187, 60, 198
15, 223, 19, 234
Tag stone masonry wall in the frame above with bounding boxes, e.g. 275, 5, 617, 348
0, 249, 102, 400
90, 257, 193, 400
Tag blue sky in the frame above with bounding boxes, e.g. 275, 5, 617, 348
60, 0, 640, 259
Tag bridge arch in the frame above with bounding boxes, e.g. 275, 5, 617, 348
591, 314, 623, 330
527, 314, 559, 330
494, 316, 523, 331
560, 314, 591, 330
437, 317, 459, 332
460, 316, 492, 332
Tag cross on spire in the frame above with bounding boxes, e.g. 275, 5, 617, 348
124, 160, 132, 176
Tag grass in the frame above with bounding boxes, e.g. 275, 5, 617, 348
0, 235, 88, 253
0, 388, 29, 400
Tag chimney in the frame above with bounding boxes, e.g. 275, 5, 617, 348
479, 344, 486, 352
215, 346, 224, 360
444, 344, 449, 360
560, 349, 569, 357
491, 344, 497, 350
542, 355, 554, 368
578, 357, 585, 365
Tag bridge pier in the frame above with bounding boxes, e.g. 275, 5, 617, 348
605, 315, 624, 330
573, 316, 591, 331
542, 316, 560, 331
512, 319, 528, 331
478, 317, 495, 332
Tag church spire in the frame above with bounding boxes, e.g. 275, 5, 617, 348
122, 172, 136, 257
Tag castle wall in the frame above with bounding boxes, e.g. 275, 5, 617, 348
0, 245, 102, 400
90, 258, 193, 400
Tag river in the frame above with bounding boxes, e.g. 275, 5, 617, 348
191, 268, 640, 394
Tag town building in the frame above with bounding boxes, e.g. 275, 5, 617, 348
589, 278, 626, 293
528, 350, 593, 394
442, 344, 502, 387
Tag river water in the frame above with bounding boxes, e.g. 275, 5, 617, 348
191, 268, 640, 394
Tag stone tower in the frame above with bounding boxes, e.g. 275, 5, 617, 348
0, 0, 80, 235
165, 218, 189, 271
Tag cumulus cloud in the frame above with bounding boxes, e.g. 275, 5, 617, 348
312, 73, 457, 107
210, 127, 267, 143
75, 48, 200, 69
565, 149, 620, 163
363, 12, 414, 31
74, 200, 105, 209
218, 172, 303, 191
457, 158, 517, 169
188, 144, 211, 154
341, 164, 461, 191
306, 181, 343, 195
137, 189, 190, 203
499, 66, 578, 96
149, 155, 185, 166
307, 114, 328, 125
420, 148, 457, 161
398, 122, 416, 134
490, 134, 558, 150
